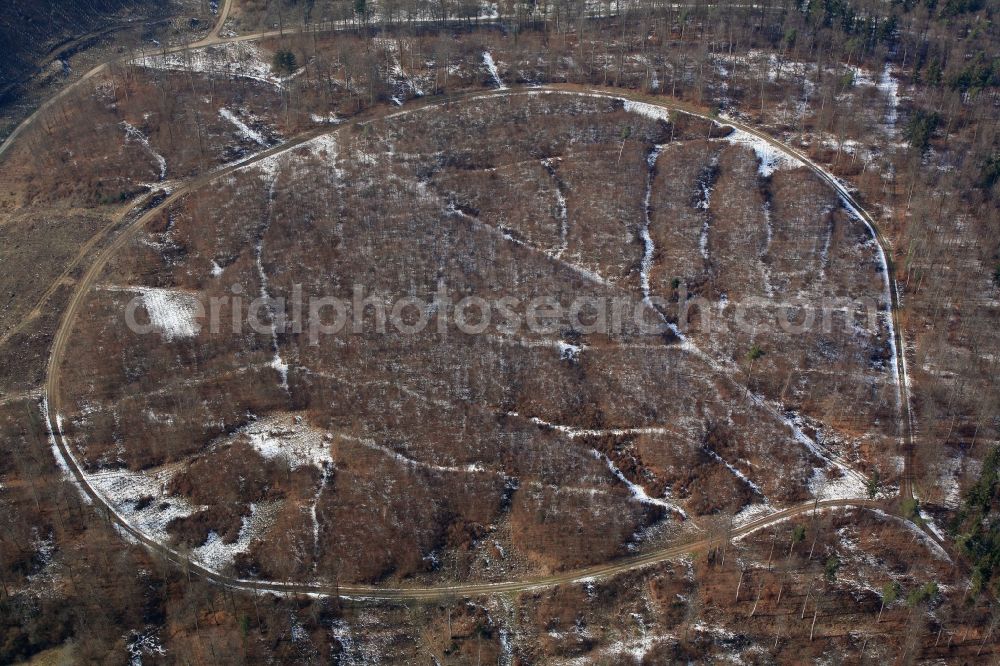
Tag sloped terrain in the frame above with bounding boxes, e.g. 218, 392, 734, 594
52, 92, 896, 585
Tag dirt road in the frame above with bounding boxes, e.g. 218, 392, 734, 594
0, 0, 234, 162
37, 87, 929, 601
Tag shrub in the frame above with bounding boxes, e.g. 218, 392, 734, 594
904, 109, 941, 154
824, 554, 840, 581
866, 470, 881, 499
272, 49, 298, 76
901, 497, 920, 521
906, 581, 939, 607
951, 445, 1000, 597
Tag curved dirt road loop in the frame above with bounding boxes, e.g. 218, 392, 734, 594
43, 87, 920, 601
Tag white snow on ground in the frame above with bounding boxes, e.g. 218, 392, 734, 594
40, 399, 90, 502
702, 448, 764, 496
446, 206, 610, 286
499, 623, 514, 666
552, 183, 569, 258
839, 197, 904, 415
374, 37, 425, 97
329, 620, 359, 665
327, 610, 395, 663
40, 88, 904, 595
104, 286, 200, 340
623, 99, 671, 122
591, 449, 688, 518
760, 201, 775, 296
26, 530, 58, 593
125, 628, 166, 666
49, 410, 306, 575
253, 165, 291, 391
339, 431, 491, 475
639, 144, 665, 302
52, 417, 292, 573
846, 64, 876, 87
270, 354, 289, 389
871, 509, 952, 562
558, 341, 583, 361
697, 171, 712, 259
510, 412, 674, 440
808, 464, 868, 500
138, 288, 200, 339
691, 622, 738, 640
721, 93, 907, 447
483, 52, 506, 89
777, 411, 868, 499
191, 501, 282, 571
603, 634, 671, 662
938, 455, 964, 508
244, 141, 289, 180
233, 397, 483, 475
519, 90, 882, 498
136, 41, 294, 89
219, 108, 268, 145
305, 134, 345, 179
541, 158, 569, 259
486, 335, 592, 360
310, 112, 343, 124
121, 121, 167, 180
920, 509, 948, 541
309, 464, 331, 566
210, 260, 224, 277
86, 462, 197, 538
721, 127, 800, 177
877, 65, 900, 131
238, 415, 334, 470
732, 501, 773, 526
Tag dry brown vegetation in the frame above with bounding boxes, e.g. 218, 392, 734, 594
45, 92, 898, 592
0, 0, 997, 660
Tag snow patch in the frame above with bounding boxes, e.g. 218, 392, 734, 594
878, 65, 900, 131
139, 288, 199, 339
40, 399, 90, 502
125, 628, 166, 666
623, 99, 671, 122
558, 341, 583, 361
702, 447, 765, 497
101, 285, 200, 340
310, 112, 343, 124
639, 144, 664, 303
721, 127, 800, 177
137, 41, 293, 89
591, 449, 687, 518
483, 52, 506, 90
808, 464, 868, 501
121, 121, 167, 180
86, 462, 196, 539
238, 414, 334, 470
871, 509, 952, 562
191, 501, 282, 571
220, 108, 268, 145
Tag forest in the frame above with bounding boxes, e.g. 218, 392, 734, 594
0, 0, 996, 662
